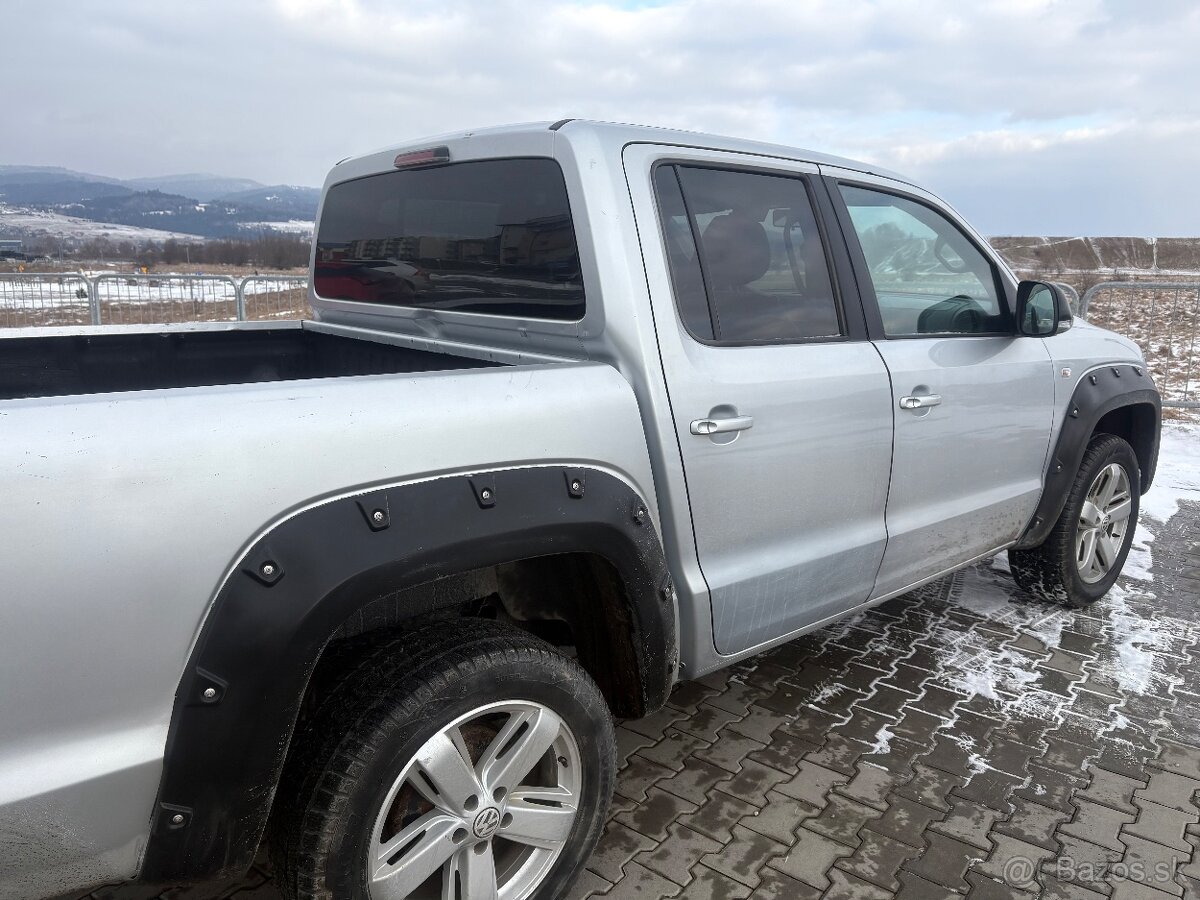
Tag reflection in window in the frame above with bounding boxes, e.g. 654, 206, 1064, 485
840, 185, 1004, 337
314, 158, 584, 320
655, 165, 842, 344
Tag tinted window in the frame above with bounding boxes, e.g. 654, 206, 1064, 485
653, 166, 714, 340
839, 185, 1004, 337
656, 166, 841, 344
314, 158, 584, 320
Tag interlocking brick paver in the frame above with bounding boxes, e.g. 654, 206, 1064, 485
1047, 834, 1124, 894
836, 760, 909, 812
894, 762, 968, 812
746, 728, 820, 775
902, 831, 984, 893
767, 826, 854, 890
599, 861, 681, 900
1039, 878, 1108, 900
614, 785, 697, 841
726, 705, 790, 744
803, 793, 882, 849
636, 727, 712, 772
745, 867, 822, 900
694, 729, 768, 774
976, 833, 1057, 892
671, 702, 743, 743
613, 754, 675, 803
563, 869, 615, 900
1125, 797, 1200, 852
895, 869, 963, 899
680, 865, 755, 900
995, 796, 1073, 851
716, 759, 790, 808
837, 827, 923, 892
656, 756, 732, 806
821, 869, 893, 899
1113, 834, 1186, 897
699, 824, 788, 889
1062, 797, 1139, 851
634, 822, 721, 886
1014, 763, 1089, 814
678, 791, 760, 844
1138, 771, 1200, 813
740, 788, 817, 844
623, 705, 688, 740
1078, 766, 1149, 815
930, 797, 1006, 851
585, 822, 659, 883
775, 759, 849, 806
1153, 742, 1200, 781
870, 794, 945, 848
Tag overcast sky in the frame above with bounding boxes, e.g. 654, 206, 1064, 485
3, 0, 1199, 235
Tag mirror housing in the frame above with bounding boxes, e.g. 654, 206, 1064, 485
1016, 280, 1073, 336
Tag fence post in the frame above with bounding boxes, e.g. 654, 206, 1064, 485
87, 275, 101, 325
235, 279, 247, 321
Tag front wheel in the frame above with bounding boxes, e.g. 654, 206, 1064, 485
270, 621, 615, 900
1010, 433, 1140, 607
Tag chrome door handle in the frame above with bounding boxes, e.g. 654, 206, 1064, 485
690, 415, 754, 435
899, 394, 942, 410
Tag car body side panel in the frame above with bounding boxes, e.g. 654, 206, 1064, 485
0, 360, 657, 900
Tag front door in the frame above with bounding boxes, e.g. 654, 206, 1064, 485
627, 147, 894, 655
829, 175, 1055, 599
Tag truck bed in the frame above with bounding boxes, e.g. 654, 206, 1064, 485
0, 323, 500, 400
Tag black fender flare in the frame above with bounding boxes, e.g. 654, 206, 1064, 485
1015, 363, 1161, 549
139, 465, 675, 882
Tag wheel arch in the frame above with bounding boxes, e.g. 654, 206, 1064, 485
1016, 363, 1160, 550
138, 465, 676, 883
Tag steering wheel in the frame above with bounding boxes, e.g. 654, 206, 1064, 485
934, 235, 970, 273
948, 296, 984, 332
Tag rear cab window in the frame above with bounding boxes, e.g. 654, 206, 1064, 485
314, 158, 585, 321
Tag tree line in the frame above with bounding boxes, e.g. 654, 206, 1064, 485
25, 233, 311, 270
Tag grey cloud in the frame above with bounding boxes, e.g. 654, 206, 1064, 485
1, 0, 1197, 234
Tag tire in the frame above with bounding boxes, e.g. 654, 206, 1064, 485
1010, 434, 1140, 607
269, 620, 616, 900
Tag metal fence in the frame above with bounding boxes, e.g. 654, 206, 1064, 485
1080, 281, 1200, 407
0, 273, 309, 328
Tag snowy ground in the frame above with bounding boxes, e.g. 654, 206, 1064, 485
821, 422, 1200, 772
0, 203, 198, 244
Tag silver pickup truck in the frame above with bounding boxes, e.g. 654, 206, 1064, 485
3, 120, 1160, 900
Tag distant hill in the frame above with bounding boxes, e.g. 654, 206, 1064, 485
991, 236, 1200, 275
0, 165, 317, 239
125, 173, 265, 202
214, 185, 320, 219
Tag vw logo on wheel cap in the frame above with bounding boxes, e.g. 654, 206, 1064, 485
473, 807, 501, 839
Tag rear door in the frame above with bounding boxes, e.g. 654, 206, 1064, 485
825, 170, 1054, 599
625, 145, 894, 655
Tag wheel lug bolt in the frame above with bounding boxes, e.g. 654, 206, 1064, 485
464, 795, 479, 812
452, 828, 468, 844
492, 787, 506, 803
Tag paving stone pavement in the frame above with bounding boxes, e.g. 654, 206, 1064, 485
70, 500, 1200, 899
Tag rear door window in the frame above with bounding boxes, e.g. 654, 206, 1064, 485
653, 164, 843, 344
314, 158, 584, 320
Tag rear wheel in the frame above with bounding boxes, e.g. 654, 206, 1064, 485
1009, 434, 1140, 607
270, 621, 615, 900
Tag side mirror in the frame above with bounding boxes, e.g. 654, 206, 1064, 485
1016, 280, 1073, 336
